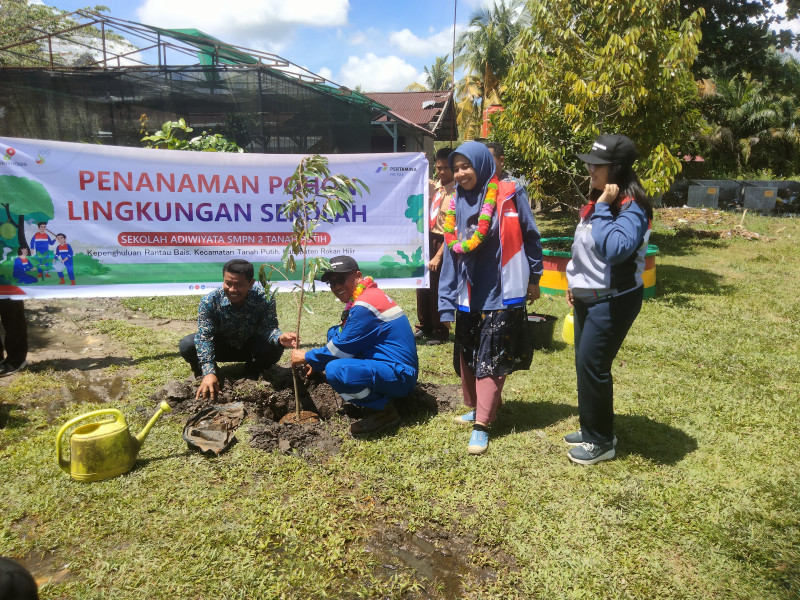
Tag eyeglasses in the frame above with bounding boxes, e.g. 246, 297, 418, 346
585, 163, 596, 173
326, 273, 349, 286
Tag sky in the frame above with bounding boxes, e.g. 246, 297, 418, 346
36, 0, 800, 90
42, 0, 494, 92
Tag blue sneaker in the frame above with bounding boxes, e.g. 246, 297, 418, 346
454, 410, 476, 425
467, 428, 489, 454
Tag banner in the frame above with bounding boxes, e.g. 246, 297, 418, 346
0, 137, 429, 299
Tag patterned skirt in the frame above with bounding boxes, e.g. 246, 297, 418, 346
454, 306, 532, 378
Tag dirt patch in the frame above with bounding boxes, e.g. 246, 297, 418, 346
21, 297, 192, 373
658, 207, 767, 241
364, 522, 509, 599
149, 370, 462, 458
14, 549, 75, 589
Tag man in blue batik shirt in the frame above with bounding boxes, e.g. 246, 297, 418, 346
179, 259, 297, 400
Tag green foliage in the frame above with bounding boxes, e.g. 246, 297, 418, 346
0, 175, 55, 249
495, 0, 703, 206
424, 55, 453, 91
404, 193, 424, 233
271, 154, 369, 297
680, 0, 800, 79
0, 3, 121, 67
141, 118, 243, 153
0, 175, 54, 219
697, 73, 800, 178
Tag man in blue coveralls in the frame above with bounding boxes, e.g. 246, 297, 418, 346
290, 256, 419, 436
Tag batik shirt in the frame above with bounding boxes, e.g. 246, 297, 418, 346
195, 282, 282, 376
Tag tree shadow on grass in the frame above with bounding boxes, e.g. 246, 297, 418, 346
492, 399, 577, 436
0, 403, 30, 430
136, 450, 194, 468
650, 231, 727, 257
489, 402, 696, 465
652, 264, 732, 307
615, 414, 697, 465
31, 351, 179, 373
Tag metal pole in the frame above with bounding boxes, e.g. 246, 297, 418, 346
101, 21, 107, 68
450, 0, 457, 145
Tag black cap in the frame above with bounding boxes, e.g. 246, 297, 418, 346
576, 134, 637, 167
320, 255, 360, 282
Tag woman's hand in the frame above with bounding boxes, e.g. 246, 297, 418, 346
597, 183, 619, 204
526, 283, 540, 304
565, 288, 574, 308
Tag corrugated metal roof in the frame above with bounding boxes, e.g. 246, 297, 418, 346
366, 91, 457, 140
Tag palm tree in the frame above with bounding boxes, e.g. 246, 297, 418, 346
454, 0, 527, 116
703, 74, 800, 175
424, 55, 453, 91
405, 55, 453, 92
454, 74, 483, 140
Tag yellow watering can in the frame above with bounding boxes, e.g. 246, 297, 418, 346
56, 401, 172, 482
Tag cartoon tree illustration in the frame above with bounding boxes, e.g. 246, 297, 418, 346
0, 175, 54, 249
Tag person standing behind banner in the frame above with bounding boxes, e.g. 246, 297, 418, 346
415, 147, 454, 346
438, 141, 543, 455
564, 134, 653, 465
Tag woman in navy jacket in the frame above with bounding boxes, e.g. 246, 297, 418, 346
565, 134, 653, 465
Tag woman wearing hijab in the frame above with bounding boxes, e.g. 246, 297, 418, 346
438, 141, 543, 454
565, 134, 653, 465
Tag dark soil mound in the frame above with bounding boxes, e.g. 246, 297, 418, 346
149, 365, 462, 458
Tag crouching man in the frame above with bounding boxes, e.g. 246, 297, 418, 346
179, 258, 297, 400
291, 256, 418, 436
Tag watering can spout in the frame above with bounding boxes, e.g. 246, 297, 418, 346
135, 401, 172, 448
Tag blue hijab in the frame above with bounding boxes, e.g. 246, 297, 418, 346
447, 141, 498, 247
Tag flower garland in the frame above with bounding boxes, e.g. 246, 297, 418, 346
443, 176, 499, 254
340, 276, 374, 329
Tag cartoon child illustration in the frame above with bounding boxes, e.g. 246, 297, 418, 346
29, 221, 56, 279
53, 233, 76, 285
13, 247, 38, 284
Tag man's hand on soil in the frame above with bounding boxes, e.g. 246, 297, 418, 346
196, 373, 220, 400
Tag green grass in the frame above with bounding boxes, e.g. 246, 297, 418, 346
2, 211, 799, 599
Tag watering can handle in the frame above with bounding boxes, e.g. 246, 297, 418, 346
55, 408, 125, 473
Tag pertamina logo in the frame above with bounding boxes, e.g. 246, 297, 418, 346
375, 162, 419, 177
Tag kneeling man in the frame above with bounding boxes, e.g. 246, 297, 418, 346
180, 258, 296, 400
291, 256, 418, 435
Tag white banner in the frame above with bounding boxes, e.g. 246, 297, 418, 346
0, 137, 429, 299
